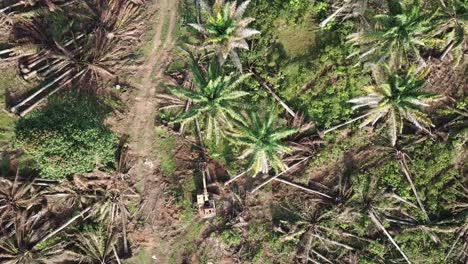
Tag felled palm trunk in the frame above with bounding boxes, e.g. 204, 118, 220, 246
35, 206, 92, 247
368, 208, 412, 264
398, 153, 429, 221
250, 69, 296, 118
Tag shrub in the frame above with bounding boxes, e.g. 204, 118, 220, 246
15, 93, 118, 179
221, 228, 242, 248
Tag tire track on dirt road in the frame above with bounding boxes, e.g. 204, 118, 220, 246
126, 0, 180, 262
128, 0, 178, 182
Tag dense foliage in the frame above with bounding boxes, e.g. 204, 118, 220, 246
15, 94, 118, 179
0, 0, 466, 263
171, 0, 467, 263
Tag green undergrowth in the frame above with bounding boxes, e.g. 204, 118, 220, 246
0, 68, 21, 149
242, 0, 370, 129
244, 221, 296, 264
154, 127, 177, 177
15, 93, 119, 179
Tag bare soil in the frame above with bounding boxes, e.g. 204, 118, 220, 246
121, 0, 184, 262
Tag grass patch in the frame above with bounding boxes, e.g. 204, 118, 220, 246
15, 93, 119, 179
275, 15, 316, 57
0, 68, 21, 148
154, 127, 177, 177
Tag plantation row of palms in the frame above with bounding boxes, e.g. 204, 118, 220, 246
0, 0, 465, 262
0, 166, 140, 263
160, 0, 299, 177
162, 0, 465, 178
1, 0, 144, 116
160, 0, 466, 262
0, 0, 146, 263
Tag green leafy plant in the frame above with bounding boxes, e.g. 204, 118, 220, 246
190, 0, 260, 70
228, 110, 296, 175
221, 228, 242, 247
15, 94, 118, 179
347, 0, 435, 68
167, 57, 250, 145
347, 64, 441, 146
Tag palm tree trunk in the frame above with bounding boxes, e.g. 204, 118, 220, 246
113, 245, 122, 264
122, 214, 129, 255
35, 206, 92, 247
444, 225, 467, 262
398, 155, 429, 221
224, 170, 250, 186
251, 157, 310, 193
18, 69, 85, 116
388, 193, 419, 209
368, 209, 411, 264
250, 69, 296, 118
320, 112, 373, 136
179, 81, 194, 134
273, 178, 332, 199
440, 41, 454, 60
319, 6, 346, 27
310, 249, 333, 263
10, 68, 74, 113
0, 2, 22, 13
194, 118, 204, 149
308, 258, 321, 264
310, 233, 354, 250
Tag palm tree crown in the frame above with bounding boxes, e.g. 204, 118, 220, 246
347, 0, 435, 68
190, 0, 260, 70
432, 0, 468, 66
348, 64, 441, 146
169, 58, 250, 144
0, 212, 65, 264
68, 228, 118, 264
229, 110, 297, 175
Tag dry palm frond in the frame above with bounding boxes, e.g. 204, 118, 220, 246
1, 0, 145, 115
0, 173, 44, 229
67, 226, 119, 264
0, 210, 66, 264
319, 0, 385, 28
0, 0, 74, 15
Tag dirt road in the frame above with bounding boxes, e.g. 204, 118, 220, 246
125, 0, 180, 262
128, 0, 178, 178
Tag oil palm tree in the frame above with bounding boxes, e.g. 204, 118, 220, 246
1, 0, 144, 116
0, 211, 66, 264
0, 174, 43, 227
347, 64, 441, 146
167, 57, 250, 144
189, 0, 260, 71
319, 0, 386, 28
228, 110, 297, 176
432, 0, 468, 66
347, 0, 435, 68
68, 227, 119, 264
0, 0, 72, 14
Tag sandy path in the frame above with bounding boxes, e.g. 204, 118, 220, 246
125, 0, 180, 262
128, 0, 178, 177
